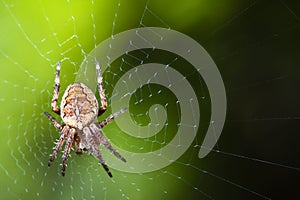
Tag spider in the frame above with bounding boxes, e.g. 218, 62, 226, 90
44, 61, 126, 177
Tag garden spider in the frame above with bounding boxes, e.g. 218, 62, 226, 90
44, 61, 126, 177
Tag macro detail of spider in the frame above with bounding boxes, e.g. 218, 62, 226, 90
44, 61, 126, 177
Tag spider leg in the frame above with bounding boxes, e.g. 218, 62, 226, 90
95, 61, 107, 116
48, 126, 69, 167
44, 111, 63, 131
91, 145, 113, 178
90, 124, 126, 163
51, 61, 61, 114
97, 108, 128, 128
83, 126, 113, 177
61, 128, 75, 176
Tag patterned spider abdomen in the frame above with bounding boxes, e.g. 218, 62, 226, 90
60, 83, 98, 130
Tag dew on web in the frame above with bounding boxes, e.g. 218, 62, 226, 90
0, 0, 299, 199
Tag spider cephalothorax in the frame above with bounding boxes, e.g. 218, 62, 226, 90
44, 61, 126, 177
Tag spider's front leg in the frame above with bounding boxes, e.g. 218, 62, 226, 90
61, 128, 76, 176
95, 61, 107, 116
51, 61, 61, 114
90, 124, 126, 163
48, 126, 69, 167
83, 126, 113, 177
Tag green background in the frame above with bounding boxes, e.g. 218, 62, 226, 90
0, 0, 299, 199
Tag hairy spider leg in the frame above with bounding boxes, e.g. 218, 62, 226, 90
61, 128, 76, 176
48, 126, 69, 167
44, 111, 63, 131
92, 145, 112, 177
95, 61, 107, 116
84, 126, 113, 177
90, 124, 126, 163
97, 108, 128, 128
51, 61, 61, 114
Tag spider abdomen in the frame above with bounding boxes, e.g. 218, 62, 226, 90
60, 83, 98, 129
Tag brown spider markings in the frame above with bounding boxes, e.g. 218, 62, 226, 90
44, 61, 127, 177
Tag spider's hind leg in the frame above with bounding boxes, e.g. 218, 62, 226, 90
95, 61, 107, 116
51, 61, 61, 114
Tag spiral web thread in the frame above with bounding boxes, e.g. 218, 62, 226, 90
0, 0, 300, 199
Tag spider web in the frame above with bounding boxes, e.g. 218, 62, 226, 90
0, 0, 300, 199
